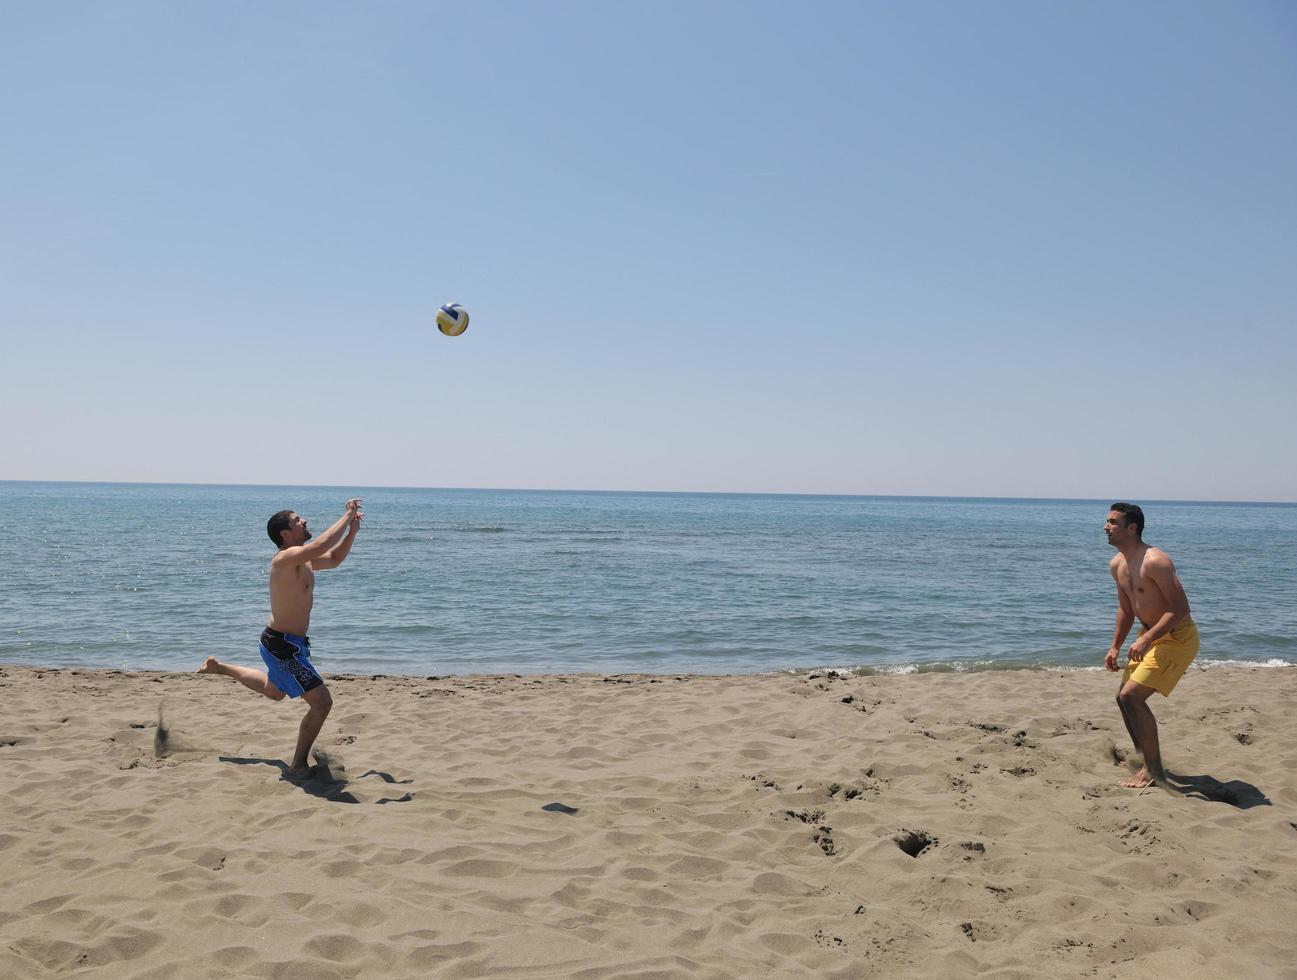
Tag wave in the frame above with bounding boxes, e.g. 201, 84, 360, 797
784, 657, 1295, 677
1229, 632, 1297, 650
1195, 657, 1294, 669
534, 528, 627, 536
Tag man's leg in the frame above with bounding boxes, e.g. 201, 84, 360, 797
1116, 679, 1162, 787
1115, 686, 1139, 751
198, 657, 285, 700
290, 684, 333, 773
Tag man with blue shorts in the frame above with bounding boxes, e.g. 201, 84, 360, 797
199, 498, 363, 774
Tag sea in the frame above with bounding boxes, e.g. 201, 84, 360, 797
1, 482, 1293, 677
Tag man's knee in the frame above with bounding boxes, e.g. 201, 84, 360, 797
304, 685, 332, 715
1118, 682, 1153, 708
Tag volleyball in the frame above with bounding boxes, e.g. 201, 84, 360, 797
436, 303, 470, 337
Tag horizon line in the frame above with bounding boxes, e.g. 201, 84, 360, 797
1, 478, 1293, 507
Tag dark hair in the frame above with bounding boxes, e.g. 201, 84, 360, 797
267, 510, 294, 548
1110, 502, 1144, 538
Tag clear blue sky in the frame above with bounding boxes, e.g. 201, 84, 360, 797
3, 1, 1294, 500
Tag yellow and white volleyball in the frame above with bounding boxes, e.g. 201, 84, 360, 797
436, 302, 470, 336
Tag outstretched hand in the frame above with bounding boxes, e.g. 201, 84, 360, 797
344, 498, 364, 530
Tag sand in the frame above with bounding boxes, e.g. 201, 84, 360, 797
1, 662, 1294, 979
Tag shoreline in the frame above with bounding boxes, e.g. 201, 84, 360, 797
3, 663, 1295, 977
1, 657, 1292, 682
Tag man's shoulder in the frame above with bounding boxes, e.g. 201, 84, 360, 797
1108, 553, 1125, 573
1143, 545, 1174, 568
269, 548, 307, 571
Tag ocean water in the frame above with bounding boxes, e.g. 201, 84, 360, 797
1, 482, 1293, 677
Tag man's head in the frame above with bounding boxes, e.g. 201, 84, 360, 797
1105, 502, 1144, 545
267, 510, 311, 549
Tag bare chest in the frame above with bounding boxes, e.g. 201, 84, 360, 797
1117, 557, 1164, 619
269, 564, 315, 597
1118, 561, 1149, 598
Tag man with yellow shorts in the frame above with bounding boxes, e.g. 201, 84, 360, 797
1103, 503, 1198, 789
1123, 619, 1200, 697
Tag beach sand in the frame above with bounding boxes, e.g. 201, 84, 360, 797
1, 663, 1294, 979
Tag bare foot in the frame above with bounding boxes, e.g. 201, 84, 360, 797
1119, 769, 1154, 789
197, 657, 223, 675
310, 749, 346, 784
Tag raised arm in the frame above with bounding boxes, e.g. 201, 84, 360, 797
273, 499, 362, 568
312, 506, 363, 570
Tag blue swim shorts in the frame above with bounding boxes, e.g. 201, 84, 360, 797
258, 627, 324, 698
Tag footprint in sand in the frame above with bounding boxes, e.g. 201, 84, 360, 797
894, 828, 938, 857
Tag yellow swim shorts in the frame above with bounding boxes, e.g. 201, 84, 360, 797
1123, 618, 1199, 697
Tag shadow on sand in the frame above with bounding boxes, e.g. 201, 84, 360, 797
218, 754, 413, 805
1164, 770, 1270, 809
